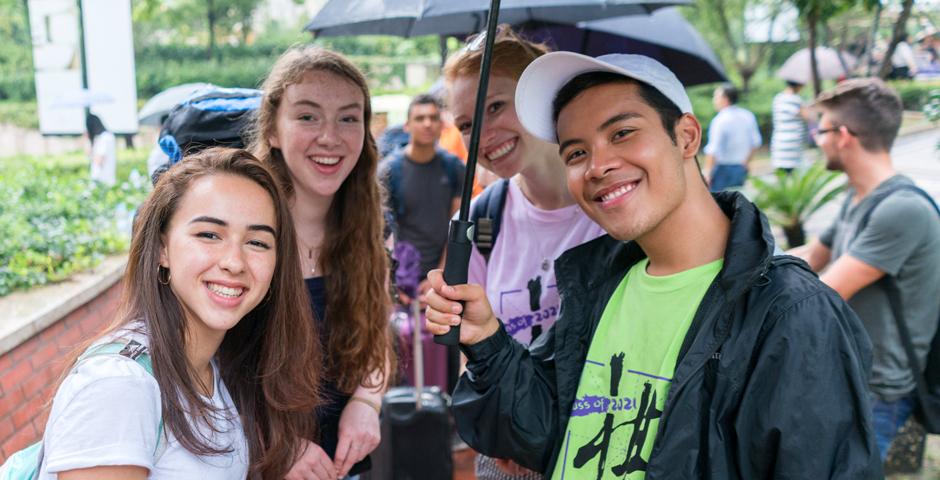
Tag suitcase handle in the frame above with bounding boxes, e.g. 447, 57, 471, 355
411, 298, 424, 410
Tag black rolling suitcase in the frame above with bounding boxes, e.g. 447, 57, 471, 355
366, 295, 453, 480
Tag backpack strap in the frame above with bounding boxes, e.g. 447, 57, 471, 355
470, 179, 510, 264
437, 149, 462, 195
74, 341, 167, 460
855, 184, 940, 235
386, 153, 405, 219
881, 275, 940, 429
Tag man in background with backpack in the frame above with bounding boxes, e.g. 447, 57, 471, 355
791, 78, 940, 460
381, 93, 466, 304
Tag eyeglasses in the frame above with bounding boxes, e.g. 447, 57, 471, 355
465, 24, 509, 52
811, 125, 857, 138
463, 24, 541, 59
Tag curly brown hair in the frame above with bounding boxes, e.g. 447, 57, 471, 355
249, 45, 394, 393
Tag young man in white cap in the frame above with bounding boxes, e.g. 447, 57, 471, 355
424, 52, 880, 479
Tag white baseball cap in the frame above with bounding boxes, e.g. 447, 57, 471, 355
515, 51, 693, 143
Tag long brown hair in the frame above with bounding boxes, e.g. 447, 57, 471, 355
250, 45, 393, 393
71, 148, 320, 479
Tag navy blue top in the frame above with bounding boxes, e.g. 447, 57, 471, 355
305, 276, 370, 474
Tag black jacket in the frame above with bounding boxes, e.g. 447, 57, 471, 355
456, 192, 882, 479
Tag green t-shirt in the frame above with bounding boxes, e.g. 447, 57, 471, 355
552, 258, 723, 480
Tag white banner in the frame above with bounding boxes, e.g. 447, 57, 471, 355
29, 0, 138, 135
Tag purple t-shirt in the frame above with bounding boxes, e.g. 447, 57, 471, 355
468, 180, 605, 346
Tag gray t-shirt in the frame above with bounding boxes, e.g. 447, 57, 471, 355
380, 149, 465, 277
821, 175, 940, 400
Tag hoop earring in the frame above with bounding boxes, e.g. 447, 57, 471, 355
158, 266, 171, 285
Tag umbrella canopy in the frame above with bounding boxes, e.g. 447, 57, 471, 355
139, 82, 214, 126
306, 0, 689, 37
515, 8, 726, 85
777, 47, 857, 85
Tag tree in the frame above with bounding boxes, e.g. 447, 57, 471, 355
683, 0, 786, 92
0, 0, 35, 100
876, 0, 915, 79
791, 0, 871, 95
792, 0, 837, 95
133, 0, 263, 59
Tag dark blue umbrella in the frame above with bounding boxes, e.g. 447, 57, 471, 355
306, 0, 689, 37
512, 8, 726, 85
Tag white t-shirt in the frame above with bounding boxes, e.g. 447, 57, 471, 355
90, 131, 117, 186
467, 179, 606, 346
38, 329, 249, 479
704, 105, 762, 166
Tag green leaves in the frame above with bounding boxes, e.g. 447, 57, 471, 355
750, 161, 846, 232
924, 90, 940, 123
0, 151, 150, 296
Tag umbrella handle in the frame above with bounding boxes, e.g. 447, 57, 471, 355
435, 0, 501, 346
434, 220, 473, 346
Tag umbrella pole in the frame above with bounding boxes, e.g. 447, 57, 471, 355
434, 0, 502, 346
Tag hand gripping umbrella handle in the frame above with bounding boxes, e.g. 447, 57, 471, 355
433, 0, 501, 346
434, 220, 473, 345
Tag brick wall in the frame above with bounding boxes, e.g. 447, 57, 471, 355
0, 281, 123, 460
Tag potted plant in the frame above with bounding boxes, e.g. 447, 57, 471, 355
749, 162, 846, 248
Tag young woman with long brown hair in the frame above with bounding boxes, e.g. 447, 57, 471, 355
251, 45, 395, 480
442, 27, 605, 480
29, 147, 321, 479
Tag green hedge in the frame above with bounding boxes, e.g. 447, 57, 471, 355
0, 149, 150, 296
690, 78, 940, 147
0, 100, 37, 129
136, 54, 435, 98
0, 70, 35, 102
890, 80, 940, 111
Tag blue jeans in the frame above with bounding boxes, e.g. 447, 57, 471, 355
869, 392, 915, 461
709, 164, 747, 192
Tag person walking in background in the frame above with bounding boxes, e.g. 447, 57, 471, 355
380, 93, 466, 304
426, 51, 881, 478
770, 80, 811, 174
251, 45, 395, 480
702, 84, 762, 191
790, 78, 940, 461
85, 113, 116, 186
12, 148, 322, 479
889, 32, 919, 80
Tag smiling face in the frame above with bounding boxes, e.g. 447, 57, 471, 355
269, 70, 365, 201
450, 74, 547, 178
557, 81, 696, 242
160, 173, 277, 343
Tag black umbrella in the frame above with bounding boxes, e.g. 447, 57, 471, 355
310, 0, 692, 345
513, 8, 726, 85
307, 2, 718, 86
306, 0, 689, 38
